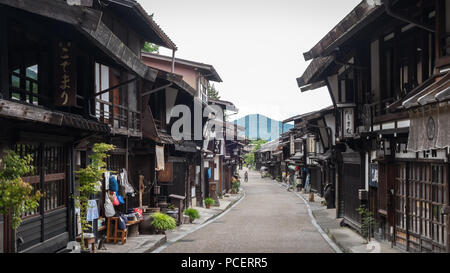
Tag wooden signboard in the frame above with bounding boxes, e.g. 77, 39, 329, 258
157, 162, 173, 182
55, 40, 77, 106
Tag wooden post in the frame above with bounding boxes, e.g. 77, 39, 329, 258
0, 9, 9, 99
139, 175, 144, 209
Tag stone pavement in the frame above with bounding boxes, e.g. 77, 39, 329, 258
97, 234, 166, 253
273, 179, 404, 253
160, 192, 245, 250
159, 169, 334, 253
96, 191, 245, 253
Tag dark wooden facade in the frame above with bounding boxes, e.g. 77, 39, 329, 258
0, 0, 176, 252
298, 0, 450, 252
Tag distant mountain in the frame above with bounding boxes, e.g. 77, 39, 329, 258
233, 114, 293, 141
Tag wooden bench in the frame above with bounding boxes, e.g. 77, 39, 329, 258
105, 217, 142, 244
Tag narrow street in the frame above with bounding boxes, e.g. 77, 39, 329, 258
160, 169, 334, 253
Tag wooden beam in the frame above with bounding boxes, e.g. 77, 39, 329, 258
0, 98, 64, 125
80, 21, 158, 82
0, 9, 8, 99
0, 0, 101, 32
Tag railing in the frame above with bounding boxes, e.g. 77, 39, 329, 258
95, 98, 141, 134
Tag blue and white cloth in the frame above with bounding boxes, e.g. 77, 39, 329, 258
86, 200, 99, 222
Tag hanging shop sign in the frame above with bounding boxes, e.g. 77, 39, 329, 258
306, 135, 316, 155
342, 107, 355, 138
213, 140, 222, 155
55, 40, 77, 106
155, 145, 165, 171
369, 163, 378, 188
290, 134, 295, 155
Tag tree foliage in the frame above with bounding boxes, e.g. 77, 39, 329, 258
142, 13, 160, 54
207, 84, 221, 100
244, 139, 268, 169
143, 42, 160, 54
75, 143, 115, 250
0, 150, 43, 252
356, 205, 376, 242
0, 150, 42, 231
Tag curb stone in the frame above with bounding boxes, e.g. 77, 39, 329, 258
266, 178, 344, 253
151, 190, 246, 253
143, 236, 167, 253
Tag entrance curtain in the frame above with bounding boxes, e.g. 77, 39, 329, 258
408, 103, 450, 152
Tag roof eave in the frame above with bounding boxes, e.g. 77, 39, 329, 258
133, 3, 177, 50
303, 1, 383, 61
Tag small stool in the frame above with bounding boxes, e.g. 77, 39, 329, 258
106, 217, 127, 244
76, 236, 96, 253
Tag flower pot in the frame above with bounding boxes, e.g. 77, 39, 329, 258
148, 207, 160, 213
155, 229, 166, 235
205, 204, 211, 209
139, 212, 153, 235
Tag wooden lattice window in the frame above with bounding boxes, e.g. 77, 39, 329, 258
395, 162, 448, 253
13, 143, 68, 217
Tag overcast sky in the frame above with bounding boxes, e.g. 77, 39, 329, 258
141, 0, 362, 121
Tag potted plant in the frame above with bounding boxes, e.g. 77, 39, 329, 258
356, 205, 376, 244
74, 143, 115, 252
151, 212, 177, 234
231, 176, 240, 194
0, 150, 42, 253
204, 198, 215, 209
184, 208, 200, 224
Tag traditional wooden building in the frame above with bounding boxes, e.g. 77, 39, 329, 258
297, 0, 450, 252
0, 0, 176, 252
141, 52, 225, 208
255, 139, 282, 179
282, 106, 336, 197
202, 100, 240, 204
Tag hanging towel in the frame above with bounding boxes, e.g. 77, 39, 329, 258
120, 169, 135, 194
86, 200, 99, 222
104, 171, 111, 191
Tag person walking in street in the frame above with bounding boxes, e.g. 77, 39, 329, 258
244, 171, 248, 183
286, 173, 291, 191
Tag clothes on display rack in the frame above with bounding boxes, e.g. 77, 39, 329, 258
119, 169, 135, 195
109, 175, 119, 192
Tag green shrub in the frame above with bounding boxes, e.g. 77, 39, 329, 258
356, 205, 375, 242
184, 208, 200, 221
204, 198, 215, 206
151, 212, 177, 231
232, 181, 240, 193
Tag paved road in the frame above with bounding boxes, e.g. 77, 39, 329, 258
161, 169, 334, 253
